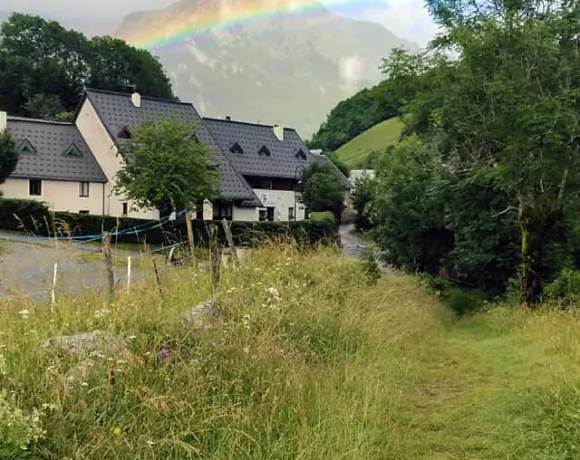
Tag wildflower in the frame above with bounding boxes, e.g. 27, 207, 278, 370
81, 382, 89, 387
158, 348, 171, 360
146, 440, 156, 446
243, 346, 250, 354
111, 427, 122, 436
266, 287, 279, 297
18, 310, 29, 319
94, 309, 110, 319
128, 335, 137, 340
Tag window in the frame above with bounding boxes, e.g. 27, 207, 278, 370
289, 207, 295, 221
259, 209, 267, 222
246, 176, 271, 189
266, 207, 275, 222
18, 139, 36, 155
118, 126, 132, 139
191, 133, 200, 143
213, 202, 233, 220
64, 143, 82, 157
79, 210, 89, 215
122, 202, 128, 216
29, 179, 42, 196
258, 145, 271, 157
230, 142, 244, 154
295, 149, 307, 160
79, 181, 90, 197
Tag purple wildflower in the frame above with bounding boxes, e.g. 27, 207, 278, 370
158, 348, 171, 360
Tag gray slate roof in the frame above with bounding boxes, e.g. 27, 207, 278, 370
203, 118, 312, 179
7, 117, 107, 183
83, 89, 257, 202
203, 117, 351, 188
310, 154, 352, 190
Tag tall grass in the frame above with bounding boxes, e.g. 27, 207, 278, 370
2, 245, 580, 459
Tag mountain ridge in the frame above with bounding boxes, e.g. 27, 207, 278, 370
115, 0, 418, 137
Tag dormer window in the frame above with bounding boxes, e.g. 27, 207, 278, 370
296, 148, 307, 160
230, 142, 244, 154
64, 143, 82, 157
258, 145, 271, 157
17, 139, 36, 155
118, 126, 132, 139
191, 133, 199, 143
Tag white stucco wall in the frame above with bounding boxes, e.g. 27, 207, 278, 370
254, 189, 306, 221
233, 206, 258, 221
0, 178, 105, 214
75, 99, 159, 220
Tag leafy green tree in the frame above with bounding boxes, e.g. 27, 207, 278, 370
325, 151, 349, 177
298, 162, 345, 221
0, 131, 19, 186
0, 14, 174, 118
382, 1, 580, 306
114, 119, 219, 217
351, 175, 375, 232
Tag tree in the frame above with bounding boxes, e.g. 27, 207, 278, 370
0, 14, 175, 118
351, 174, 375, 232
384, 1, 580, 306
325, 151, 350, 177
0, 131, 19, 186
297, 162, 345, 221
114, 119, 219, 216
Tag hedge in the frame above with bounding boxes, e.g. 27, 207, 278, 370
0, 198, 338, 248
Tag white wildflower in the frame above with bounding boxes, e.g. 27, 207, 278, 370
128, 335, 137, 340
80, 382, 89, 387
18, 310, 29, 319
266, 287, 279, 297
94, 309, 110, 319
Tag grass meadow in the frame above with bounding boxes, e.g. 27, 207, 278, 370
1, 244, 580, 459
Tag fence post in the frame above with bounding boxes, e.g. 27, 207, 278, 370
102, 232, 115, 302
51, 263, 58, 308
152, 258, 163, 296
127, 256, 132, 293
209, 223, 221, 289
221, 219, 238, 266
186, 210, 195, 264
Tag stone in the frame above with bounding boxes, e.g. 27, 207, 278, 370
183, 301, 223, 329
43, 331, 127, 355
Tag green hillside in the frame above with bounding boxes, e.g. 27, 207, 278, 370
335, 118, 403, 168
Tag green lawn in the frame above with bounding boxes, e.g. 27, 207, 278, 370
335, 117, 403, 168
1, 246, 580, 459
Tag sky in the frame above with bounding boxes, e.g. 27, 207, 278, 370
0, 0, 438, 47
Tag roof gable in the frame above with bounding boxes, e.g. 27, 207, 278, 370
7, 117, 107, 183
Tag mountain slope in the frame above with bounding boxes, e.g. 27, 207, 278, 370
116, 0, 417, 138
335, 117, 403, 168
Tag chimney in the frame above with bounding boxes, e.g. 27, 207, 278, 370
131, 91, 141, 108
273, 124, 284, 141
225, 116, 231, 121
0, 112, 6, 132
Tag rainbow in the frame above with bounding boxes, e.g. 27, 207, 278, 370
127, 0, 383, 51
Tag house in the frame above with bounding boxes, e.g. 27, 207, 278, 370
0, 115, 107, 215
0, 89, 349, 222
349, 170, 376, 188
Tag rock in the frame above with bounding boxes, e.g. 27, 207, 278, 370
43, 331, 127, 355
183, 301, 223, 329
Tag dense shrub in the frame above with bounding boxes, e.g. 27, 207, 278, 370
0, 198, 338, 248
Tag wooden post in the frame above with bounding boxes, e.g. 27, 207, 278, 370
102, 232, 115, 302
152, 258, 163, 296
221, 219, 238, 266
126, 256, 132, 293
185, 210, 195, 264
51, 263, 58, 307
209, 223, 221, 288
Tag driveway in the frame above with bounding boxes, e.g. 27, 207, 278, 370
339, 224, 370, 258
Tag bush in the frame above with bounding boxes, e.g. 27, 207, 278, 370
309, 211, 336, 224
0, 198, 338, 248
545, 268, 580, 304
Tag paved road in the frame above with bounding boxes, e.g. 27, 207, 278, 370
339, 224, 369, 258
0, 233, 147, 300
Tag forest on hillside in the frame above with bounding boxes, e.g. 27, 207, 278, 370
0, 13, 174, 120
352, 0, 580, 308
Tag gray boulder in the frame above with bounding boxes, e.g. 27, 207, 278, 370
184, 301, 224, 329
43, 331, 127, 355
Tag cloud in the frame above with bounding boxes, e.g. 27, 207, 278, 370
352, 0, 440, 48
339, 55, 364, 91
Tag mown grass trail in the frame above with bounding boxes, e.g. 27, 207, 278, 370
0, 245, 579, 459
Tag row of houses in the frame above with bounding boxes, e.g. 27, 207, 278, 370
0, 89, 349, 222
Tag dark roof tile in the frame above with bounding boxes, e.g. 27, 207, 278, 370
84, 89, 257, 202
7, 117, 107, 183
